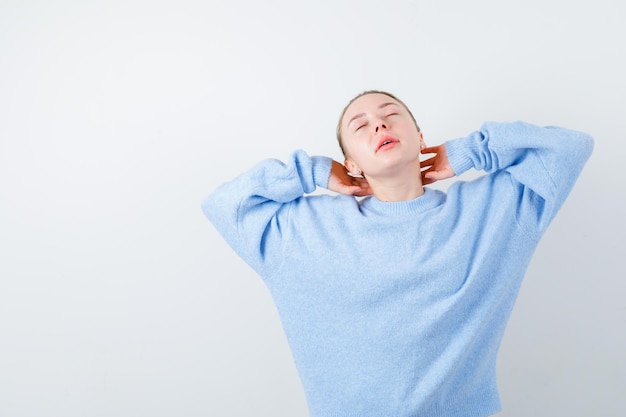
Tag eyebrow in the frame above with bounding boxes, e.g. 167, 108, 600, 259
347, 102, 399, 128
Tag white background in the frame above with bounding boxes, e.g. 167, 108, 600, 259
1, 1, 624, 416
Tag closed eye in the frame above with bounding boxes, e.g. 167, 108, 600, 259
355, 122, 367, 131
384, 113, 398, 118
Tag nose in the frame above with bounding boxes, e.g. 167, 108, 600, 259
375, 122, 387, 133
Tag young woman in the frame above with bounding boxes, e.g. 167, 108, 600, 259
202, 91, 594, 417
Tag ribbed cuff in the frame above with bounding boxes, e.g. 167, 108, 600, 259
311, 156, 333, 189
444, 131, 482, 176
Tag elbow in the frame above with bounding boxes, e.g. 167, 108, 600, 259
582, 132, 595, 158
546, 125, 594, 154
550, 125, 594, 162
201, 194, 222, 225
573, 131, 595, 163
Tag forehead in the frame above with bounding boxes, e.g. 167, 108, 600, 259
342, 93, 402, 124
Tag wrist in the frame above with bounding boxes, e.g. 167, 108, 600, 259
445, 135, 478, 176
311, 156, 333, 189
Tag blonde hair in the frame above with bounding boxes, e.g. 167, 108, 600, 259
336, 90, 421, 157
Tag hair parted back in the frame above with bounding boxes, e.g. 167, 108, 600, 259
336, 90, 421, 157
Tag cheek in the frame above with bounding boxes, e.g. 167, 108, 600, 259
343, 135, 362, 155
398, 124, 421, 142
346, 139, 369, 158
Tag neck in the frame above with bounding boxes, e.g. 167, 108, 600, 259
366, 167, 425, 202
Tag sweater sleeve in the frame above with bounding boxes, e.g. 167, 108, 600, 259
444, 121, 594, 236
201, 149, 333, 277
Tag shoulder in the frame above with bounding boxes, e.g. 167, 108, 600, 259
283, 193, 365, 227
446, 171, 518, 203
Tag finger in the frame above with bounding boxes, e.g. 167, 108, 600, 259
425, 170, 442, 180
353, 177, 370, 186
354, 184, 373, 196
420, 165, 434, 175
420, 157, 435, 168
425, 168, 453, 181
358, 181, 373, 194
342, 185, 363, 195
349, 177, 372, 195
421, 167, 436, 185
354, 187, 373, 196
421, 172, 435, 185
421, 146, 438, 154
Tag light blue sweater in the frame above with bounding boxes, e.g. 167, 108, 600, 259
202, 121, 593, 417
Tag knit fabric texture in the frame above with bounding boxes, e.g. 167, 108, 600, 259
202, 121, 593, 417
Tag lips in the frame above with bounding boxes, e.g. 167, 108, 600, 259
376, 135, 399, 152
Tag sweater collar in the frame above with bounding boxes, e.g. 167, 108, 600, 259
359, 187, 445, 216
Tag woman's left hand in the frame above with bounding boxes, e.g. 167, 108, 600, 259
420, 145, 456, 185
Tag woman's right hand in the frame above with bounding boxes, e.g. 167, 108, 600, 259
327, 160, 372, 196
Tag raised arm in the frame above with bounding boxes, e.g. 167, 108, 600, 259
202, 150, 371, 276
201, 150, 332, 275
430, 121, 594, 235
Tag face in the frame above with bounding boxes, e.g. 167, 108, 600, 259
340, 93, 424, 178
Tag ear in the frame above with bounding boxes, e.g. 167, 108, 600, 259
344, 159, 362, 176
